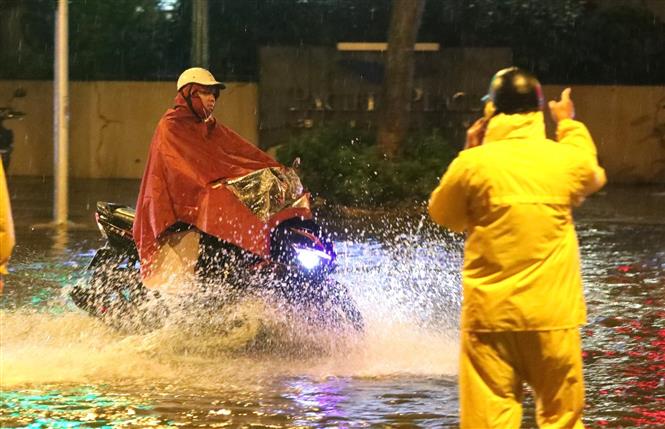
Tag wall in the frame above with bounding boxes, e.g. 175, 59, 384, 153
543, 85, 665, 183
1, 80, 664, 183
0, 81, 258, 178
259, 46, 513, 149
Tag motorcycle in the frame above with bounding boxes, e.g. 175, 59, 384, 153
0, 88, 27, 171
70, 166, 364, 334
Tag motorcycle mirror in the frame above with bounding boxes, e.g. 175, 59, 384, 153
292, 157, 301, 169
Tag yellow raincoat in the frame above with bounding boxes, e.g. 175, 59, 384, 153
0, 161, 15, 276
429, 111, 605, 428
429, 112, 605, 332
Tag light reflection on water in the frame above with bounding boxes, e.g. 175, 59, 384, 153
3, 377, 458, 428
2, 386, 154, 428
1, 186, 664, 428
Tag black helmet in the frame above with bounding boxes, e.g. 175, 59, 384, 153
482, 67, 543, 114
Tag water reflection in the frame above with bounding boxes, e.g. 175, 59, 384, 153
578, 222, 665, 429
1, 185, 664, 428
2, 387, 153, 428
285, 377, 350, 427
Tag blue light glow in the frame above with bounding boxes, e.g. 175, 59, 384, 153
294, 247, 331, 270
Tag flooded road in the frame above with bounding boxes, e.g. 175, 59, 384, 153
1, 178, 664, 428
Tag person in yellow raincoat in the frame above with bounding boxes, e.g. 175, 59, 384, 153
0, 160, 15, 294
429, 67, 606, 429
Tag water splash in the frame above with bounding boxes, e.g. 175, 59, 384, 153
1, 218, 463, 389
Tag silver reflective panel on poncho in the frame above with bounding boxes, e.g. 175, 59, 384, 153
224, 168, 308, 221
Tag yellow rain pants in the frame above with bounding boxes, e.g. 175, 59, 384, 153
459, 328, 585, 429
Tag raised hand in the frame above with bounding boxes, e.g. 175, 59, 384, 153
548, 87, 575, 123
465, 117, 489, 150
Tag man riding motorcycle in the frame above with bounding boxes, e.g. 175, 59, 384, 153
69, 67, 362, 334
134, 67, 307, 295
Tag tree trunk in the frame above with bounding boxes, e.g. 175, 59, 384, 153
377, 0, 426, 158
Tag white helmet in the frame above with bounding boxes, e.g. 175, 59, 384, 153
176, 67, 226, 92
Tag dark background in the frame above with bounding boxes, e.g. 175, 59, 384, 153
1, 0, 664, 85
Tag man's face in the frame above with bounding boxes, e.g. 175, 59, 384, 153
195, 87, 218, 114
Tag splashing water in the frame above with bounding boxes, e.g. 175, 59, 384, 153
1, 218, 463, 393
1, 218, 464, 426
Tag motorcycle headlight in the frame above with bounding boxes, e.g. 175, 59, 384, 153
293, 246, 332, 270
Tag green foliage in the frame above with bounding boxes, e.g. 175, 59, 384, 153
0, 0, 55, 79
276, 126, 456, 207
0, 0, 184, 80
440, 0, 665, 85
1, 0, 664, 84
68, 0, 179, 80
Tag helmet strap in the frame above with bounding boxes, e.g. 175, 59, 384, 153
180, 84, 206, 122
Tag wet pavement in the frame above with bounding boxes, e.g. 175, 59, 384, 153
1, 177, 664, 428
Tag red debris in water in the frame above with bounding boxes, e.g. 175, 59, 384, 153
629, 407, 665, 426
617, 265, 632, 272
632, 380, 660, 389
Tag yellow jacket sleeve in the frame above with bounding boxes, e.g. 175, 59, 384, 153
0, 162, 15, 275
557, 119, 607, 198
428, 156, 469, 233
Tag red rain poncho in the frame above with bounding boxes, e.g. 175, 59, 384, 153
133, 90, 311, 279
